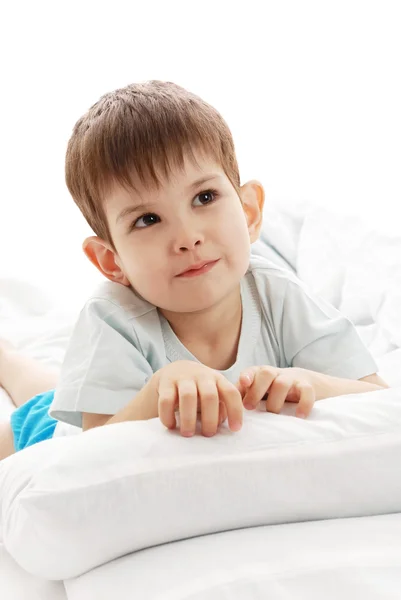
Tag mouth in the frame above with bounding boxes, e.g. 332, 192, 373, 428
176, 259, 220, 278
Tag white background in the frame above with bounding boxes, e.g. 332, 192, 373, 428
1, 0, 400, 302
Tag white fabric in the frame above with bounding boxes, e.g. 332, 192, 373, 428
65, 513, 401, 600
296, 207, 401, 353
1, 386, 401, 580
256, 197, 311, 272
0, 542, 66, 600
49, 255, 378, 428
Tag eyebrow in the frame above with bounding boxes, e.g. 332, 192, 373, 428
115, 174, 222, 224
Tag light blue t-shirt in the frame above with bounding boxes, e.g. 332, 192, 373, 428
50, 255, 378, 428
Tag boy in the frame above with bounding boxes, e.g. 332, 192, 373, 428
0, 80, 388, 460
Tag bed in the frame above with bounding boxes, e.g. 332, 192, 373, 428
1, 200, 401, 599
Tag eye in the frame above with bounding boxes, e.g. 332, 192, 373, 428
131, 213, 160, 230
192, 189, 219, 207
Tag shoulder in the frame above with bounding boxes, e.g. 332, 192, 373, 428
248, 254, 301, 283
246, 254, 302, 302
58, 282, 163, 384
247, 254, 328, 298
81, 280, 156, 322
71, 281, 162, 354
246, 254, 341, 321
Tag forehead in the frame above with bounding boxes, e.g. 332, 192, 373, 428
105, 151, 226, 215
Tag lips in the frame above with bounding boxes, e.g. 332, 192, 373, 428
176, 259, 219, 277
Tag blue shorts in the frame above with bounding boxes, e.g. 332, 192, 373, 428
10, 389, 57, 452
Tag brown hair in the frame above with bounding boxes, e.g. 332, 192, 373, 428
65, 80, 241, 251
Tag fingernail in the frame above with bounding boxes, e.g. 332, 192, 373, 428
297, 412, 306, 419
231, 421, 242, 432
182, 431, 194, 437
244, 402, 253, 410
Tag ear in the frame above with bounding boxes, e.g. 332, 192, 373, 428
82, 236, 130, 286
239, 180, 265, 243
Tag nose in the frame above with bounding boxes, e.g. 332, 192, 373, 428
172, 221, 204, 253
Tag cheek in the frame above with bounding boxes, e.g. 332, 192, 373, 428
123, 248, 168, 303
118, 238, 156, 276
222, 208, 251, 245
130, 247, 162, 275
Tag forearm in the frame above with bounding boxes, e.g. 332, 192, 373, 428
303, 369, 385, 401
106, 375, 159, 426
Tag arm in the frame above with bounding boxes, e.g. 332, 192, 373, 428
83, 360, 244, 436
273, 275, 383, 392
50, 296, 159, 431
359, 374, 390, 388
304, 370, 389, 401
82, 375, 159, 431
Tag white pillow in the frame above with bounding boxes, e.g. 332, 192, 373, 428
1, 387, 401, 581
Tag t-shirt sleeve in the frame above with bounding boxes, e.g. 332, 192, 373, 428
49, 297, 154, 428
277, 277, 379, 379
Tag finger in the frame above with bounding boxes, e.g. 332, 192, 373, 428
264, 376, 293, 414
197, 380, 220, 437
243, 366, 277, 409
178, 379, 198, 437
218, 402, 227, 425
236, 367, 258, 397
158, 378, 178, 429
217, 378, 243, 432
294, 382, 315, 418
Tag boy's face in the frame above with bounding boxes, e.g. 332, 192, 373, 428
84, 150, 264, 314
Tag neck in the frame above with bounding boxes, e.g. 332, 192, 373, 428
160, 285, 242, 370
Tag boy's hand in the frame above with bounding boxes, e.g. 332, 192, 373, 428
237, 366, 315, 419
153, 360, 243, 437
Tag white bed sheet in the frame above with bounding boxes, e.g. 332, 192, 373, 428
66, 513, 401, 600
